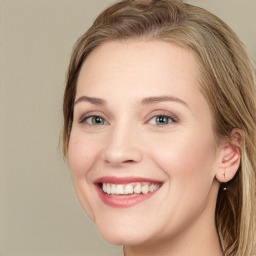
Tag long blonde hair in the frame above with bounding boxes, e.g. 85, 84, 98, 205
63, 0, 256, 255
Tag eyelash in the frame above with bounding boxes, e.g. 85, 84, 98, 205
79, 112, 178, 127
148, 114, 177, 126
79, 114, 108, 125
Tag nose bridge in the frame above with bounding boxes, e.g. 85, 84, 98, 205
102, 118, 143, 165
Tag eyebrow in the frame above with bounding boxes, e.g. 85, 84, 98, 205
141, 96, 189, 108
74, 96, 106, 105
74, 95, 189, 108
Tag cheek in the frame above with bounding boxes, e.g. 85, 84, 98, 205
68, 133, 102, 221
68, 133, 100, 178
147, 130, 216, 181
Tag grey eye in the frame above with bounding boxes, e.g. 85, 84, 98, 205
149, 115, 174, 125
87, 116, 107, 125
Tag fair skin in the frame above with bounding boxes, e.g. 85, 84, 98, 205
68, 40, 240, 256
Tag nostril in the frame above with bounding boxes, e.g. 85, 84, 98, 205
123, 160, 135, 163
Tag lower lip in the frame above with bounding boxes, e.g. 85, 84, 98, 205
95, 185, 160, 208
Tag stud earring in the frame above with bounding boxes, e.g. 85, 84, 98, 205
223, 173, 227, 191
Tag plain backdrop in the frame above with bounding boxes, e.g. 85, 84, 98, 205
0, 0, 255, 255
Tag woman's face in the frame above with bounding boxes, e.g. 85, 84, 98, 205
68, 40, 221, 246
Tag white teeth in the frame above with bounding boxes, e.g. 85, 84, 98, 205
124, 184, 133, 194
133, 183, 141, 194
150, 184, 159, 192
101, 182, 160, 195
116, 185, 125, 194
141, 185, 149, 194
111, 184, 116, 194
107, 183, 111, 194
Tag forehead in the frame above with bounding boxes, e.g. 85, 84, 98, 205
76, 40, 203, 105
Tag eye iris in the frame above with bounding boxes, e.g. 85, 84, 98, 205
156, 116, 169, 125
92, 116, 104, 125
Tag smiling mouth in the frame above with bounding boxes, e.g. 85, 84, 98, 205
100, 182, 160, 196
94, 177, 162, 208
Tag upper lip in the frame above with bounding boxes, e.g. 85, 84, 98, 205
94, 176, 163, 185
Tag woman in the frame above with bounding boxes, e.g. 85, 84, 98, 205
62, 0, 256, 255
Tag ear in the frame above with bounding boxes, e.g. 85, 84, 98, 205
215, 129, 242, 183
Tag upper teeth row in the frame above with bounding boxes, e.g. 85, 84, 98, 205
102, 183, 160, 195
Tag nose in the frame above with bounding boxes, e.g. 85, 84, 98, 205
101, 124, 143, 166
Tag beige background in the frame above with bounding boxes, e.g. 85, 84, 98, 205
0, 0, 255, 255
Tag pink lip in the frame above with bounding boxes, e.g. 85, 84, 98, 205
94, 176, 162, 208
95, 176, 161, 184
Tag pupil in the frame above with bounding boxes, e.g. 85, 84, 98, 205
157, 116, 168, 124
94, 116, 103, 124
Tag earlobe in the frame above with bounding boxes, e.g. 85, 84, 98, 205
215, 129, 242, 183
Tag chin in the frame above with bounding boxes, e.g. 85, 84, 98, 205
95, 216, 155, 246
99, 229, 150, 246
